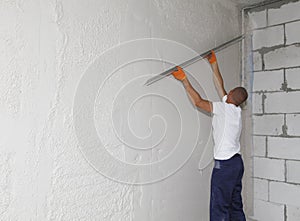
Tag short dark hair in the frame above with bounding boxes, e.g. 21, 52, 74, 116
232, 87, 248, 106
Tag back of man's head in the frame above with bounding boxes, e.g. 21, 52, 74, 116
232, 87, 248, 106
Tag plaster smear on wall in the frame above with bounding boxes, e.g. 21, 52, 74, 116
0, 0, 240, 220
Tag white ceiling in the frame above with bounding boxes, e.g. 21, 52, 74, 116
229, 0, 269, 7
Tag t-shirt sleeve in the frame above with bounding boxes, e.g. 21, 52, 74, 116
212, 102, 224, 115
213, 95, 227, 115
222, 95, 227, 103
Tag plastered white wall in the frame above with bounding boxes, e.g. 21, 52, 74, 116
0, 0, 241, 220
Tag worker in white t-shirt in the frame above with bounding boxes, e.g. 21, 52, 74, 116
171, 50, 248, 221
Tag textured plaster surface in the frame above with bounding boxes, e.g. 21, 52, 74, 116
230, 0, 274, 7
0, 0, 240, 220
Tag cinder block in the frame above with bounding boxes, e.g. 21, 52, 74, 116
287, 205, 300, 221
253, 199, 284, 221
253, 115, 283, 135
286, 21, 300, 44
253, 178, 268, 201
253, 52, 262, 71
270, 181, 300, 206
253, 136, 266, 157
265, 91, 300, 113
268, 1, 300, 26
264, 45, 300, 70
248, 10, 267, 29
286, 68, 300, 90
268, 137, 300, 160
287, 160, 300, 184
253, 157, 285, 181
252, 93, 263, 114
253, 26, 284, 50
286, 114, 300, 136
253, 70, 284, 91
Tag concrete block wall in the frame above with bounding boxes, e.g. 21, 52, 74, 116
247, 1, 300, 220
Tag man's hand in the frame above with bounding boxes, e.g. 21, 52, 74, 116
206, 50, 217, 64
172, 66, 186, 81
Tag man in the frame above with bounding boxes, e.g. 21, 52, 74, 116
171, 51, 248, 221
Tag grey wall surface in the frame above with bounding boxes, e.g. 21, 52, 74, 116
0, 0, 242, 220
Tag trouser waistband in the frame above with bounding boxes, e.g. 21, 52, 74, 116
214, 154, 242, 169
215, 153, 241, 162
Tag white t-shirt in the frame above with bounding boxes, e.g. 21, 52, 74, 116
212, 95, 242, 160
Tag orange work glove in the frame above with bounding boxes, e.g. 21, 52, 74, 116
172, 66, 186, 81
206, 50, 217, 64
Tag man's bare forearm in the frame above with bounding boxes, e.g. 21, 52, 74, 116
182, 78, 212, 113
210, 62, 227, 98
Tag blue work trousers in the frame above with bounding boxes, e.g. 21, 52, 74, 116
210, 153, 246, 221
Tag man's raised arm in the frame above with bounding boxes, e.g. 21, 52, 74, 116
207, 51, 227, 99
171, 66, 212, 113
